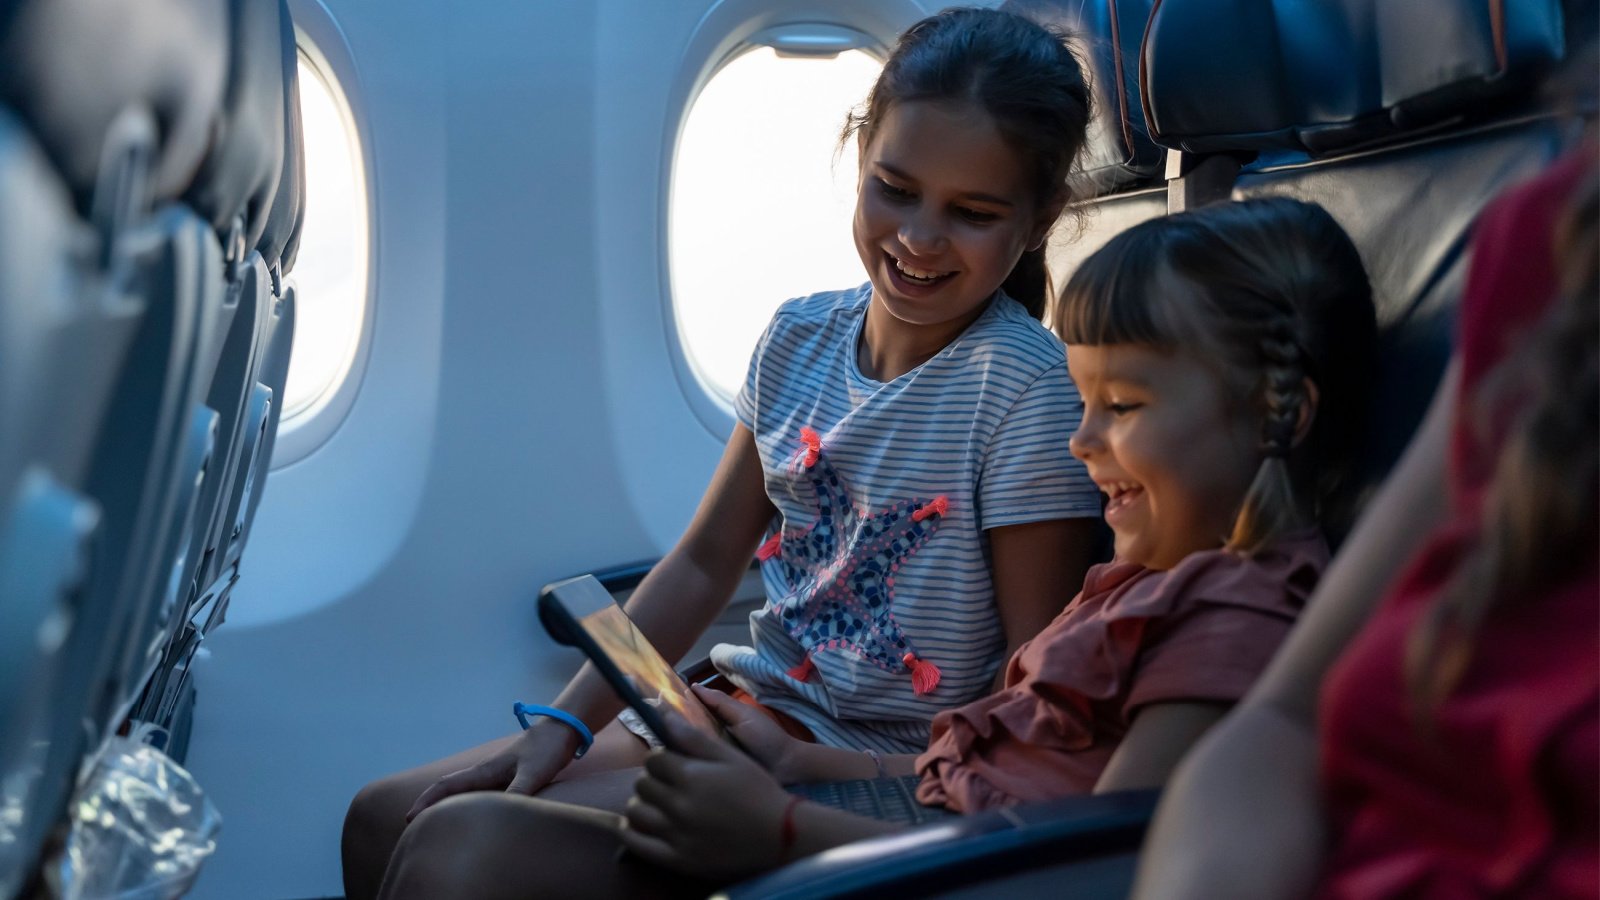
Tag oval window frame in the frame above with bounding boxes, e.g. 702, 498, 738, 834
272, 0, 378, 468
667, 41, 886, 404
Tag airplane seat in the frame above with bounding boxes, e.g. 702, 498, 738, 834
0, 109, 114, 900
224, 0, 304, 587
1000, 0, 1172, 305
1002, 0, 1165, 199
1140, 0, 1567, 156
721, 2, 1590, 897
175, 0, 289, 606
0, 0, 233, 893
136, 0, 303, 750
1142, 0, 1585, 541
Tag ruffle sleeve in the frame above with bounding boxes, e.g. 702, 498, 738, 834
915, 534, 1328, 813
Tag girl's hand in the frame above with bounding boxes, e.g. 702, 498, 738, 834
692, 683, 808, 782
618, 709, 798, 879
404, 722, 578, 821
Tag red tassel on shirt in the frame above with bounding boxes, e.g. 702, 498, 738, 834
904, 653, 941, 695
755, 532, 783, 561
787, 655, 816, 682
799, 427, 822, 468
912, 495, 949, 522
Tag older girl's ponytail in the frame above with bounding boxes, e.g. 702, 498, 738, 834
1002, 246, 1050, 320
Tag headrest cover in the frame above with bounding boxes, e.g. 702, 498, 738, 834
1004, 0, 1164, 197
0, 0, 228, 206
258, 0, 305, 270
1142, 0, 1566, 155
184, 0, 287, 250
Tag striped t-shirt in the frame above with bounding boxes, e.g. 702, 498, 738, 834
711, 284, 1100, 753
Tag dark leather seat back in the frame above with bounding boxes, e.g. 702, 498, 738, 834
1142, 0, 1568, 154
1003, 0, 1166, 198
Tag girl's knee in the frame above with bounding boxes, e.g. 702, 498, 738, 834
382, 795, 503, 898
345, 775, 411, 845
385, 794, 621, 899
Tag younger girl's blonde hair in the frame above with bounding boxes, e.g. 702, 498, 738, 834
1055, 197, 1378, 554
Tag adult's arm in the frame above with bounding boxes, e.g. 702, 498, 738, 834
1132, 359, 1459, 899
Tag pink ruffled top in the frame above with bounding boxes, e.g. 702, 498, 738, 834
915, 533, 1328, 812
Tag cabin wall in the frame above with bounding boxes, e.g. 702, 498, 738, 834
184, 1, 945, 896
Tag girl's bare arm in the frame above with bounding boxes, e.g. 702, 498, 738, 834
551, 423, 776, 728
410, 425, 775, 813
987, 517, 1100, 690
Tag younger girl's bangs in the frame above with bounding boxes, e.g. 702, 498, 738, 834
1055, 222, 1196, 348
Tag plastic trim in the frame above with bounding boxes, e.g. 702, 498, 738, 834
270, 0, 377, 467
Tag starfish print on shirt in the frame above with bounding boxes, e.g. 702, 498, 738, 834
755, 427, 949, 695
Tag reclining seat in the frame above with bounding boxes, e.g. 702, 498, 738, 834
175, 0, 290, 626
1143, 0, 1580, 537
138, 0, 303, 739
215, 0, 303, 625
230, 0, 304, 609
1001, 0, 1172, 290
720, 2, 1589, 897
87, 0, 298, 759
0, 0, 228, 893
1003, 0, 1166, 197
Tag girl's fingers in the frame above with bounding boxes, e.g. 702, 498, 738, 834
623, 794, 674, 838
659, 707, 735, 761
404, 765, 492, 821
642, 747, 688, 786
633, 769, 686, 820
616, 825, 684, 872
693, 683, 758, 724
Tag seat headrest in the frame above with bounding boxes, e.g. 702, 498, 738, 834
257, 0, 305, 273
183, 0, 287, 252
1004, 0, 1164, 198
0, 0, 228, 208
1141, 0, 1567, 155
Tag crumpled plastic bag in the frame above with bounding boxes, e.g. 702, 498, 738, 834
49, 731, 221, 900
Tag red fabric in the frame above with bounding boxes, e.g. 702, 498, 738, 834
914, 533, 1326, 812
1318, 150, 1600, 899
727, 686, 816, 742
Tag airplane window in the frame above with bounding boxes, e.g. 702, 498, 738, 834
282, 47, 370, 423
670, 46, 883, 401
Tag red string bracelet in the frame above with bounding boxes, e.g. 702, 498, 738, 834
779, 795, 803, 860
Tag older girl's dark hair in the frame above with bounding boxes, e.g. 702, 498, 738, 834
842, 7, 1091, 319
1056, 197, 1378, 553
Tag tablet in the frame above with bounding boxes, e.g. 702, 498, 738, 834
537, 574, 730, 752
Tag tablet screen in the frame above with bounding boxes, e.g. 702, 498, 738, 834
541, 575, 728, 742
576, 602, 727, 738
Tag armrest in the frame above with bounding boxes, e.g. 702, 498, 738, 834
716, 789, 1159, 900
589, 559, 661, 594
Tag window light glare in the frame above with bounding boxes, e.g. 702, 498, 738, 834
671, 46, 883, 400
282, 51, 369, 422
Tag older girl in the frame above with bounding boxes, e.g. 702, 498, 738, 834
343, 9, 1100, 897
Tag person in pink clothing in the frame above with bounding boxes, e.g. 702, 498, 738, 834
377, 197, 1378, 899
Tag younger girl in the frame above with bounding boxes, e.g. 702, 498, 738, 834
377, 197, 1379, 898
343, 9, 1100, 896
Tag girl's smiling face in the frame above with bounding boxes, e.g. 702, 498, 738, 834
853, 99, 1057, 336
1066, 342, 1263, 570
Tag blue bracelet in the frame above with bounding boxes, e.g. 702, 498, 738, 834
513, 702, 593, 759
